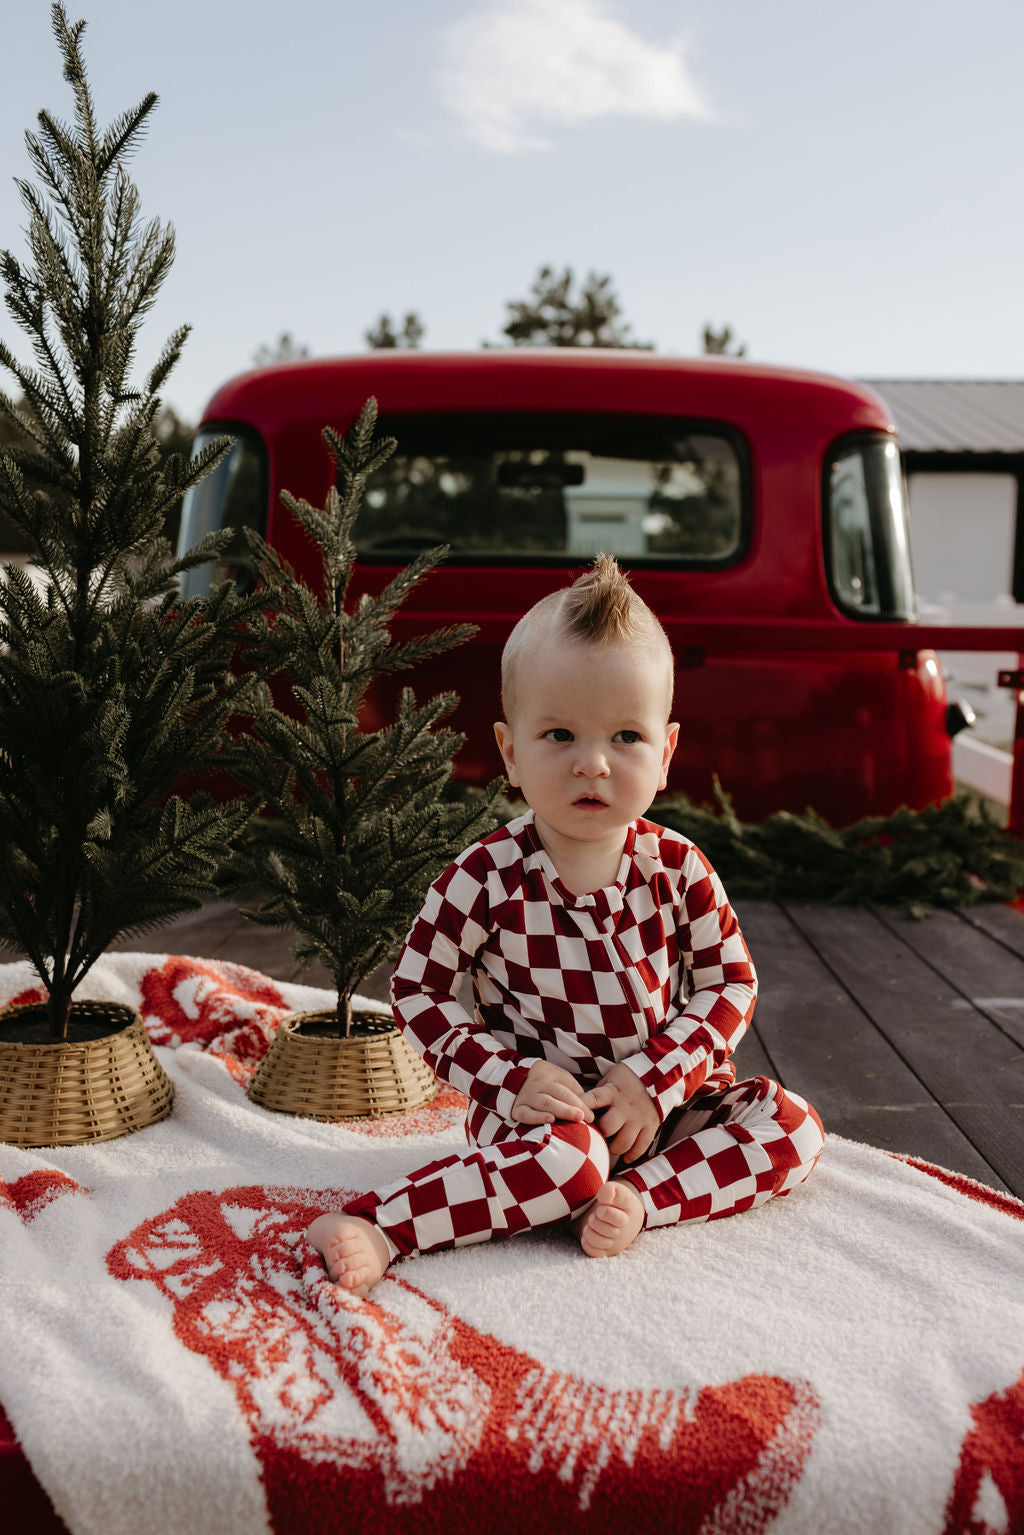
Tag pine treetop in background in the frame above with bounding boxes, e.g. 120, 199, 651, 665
501, 265, 652, 349
234, 399, 504, 1033
0, 5, 266, 1037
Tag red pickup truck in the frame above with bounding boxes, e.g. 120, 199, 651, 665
177, 350, 1020, 825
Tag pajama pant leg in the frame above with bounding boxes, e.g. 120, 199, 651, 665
342, 1119, 610, 1260
617, 1076, 824, 1230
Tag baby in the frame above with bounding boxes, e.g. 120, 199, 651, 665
308, 554, 824, 1296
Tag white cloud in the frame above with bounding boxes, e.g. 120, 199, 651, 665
439, 0, 709, 153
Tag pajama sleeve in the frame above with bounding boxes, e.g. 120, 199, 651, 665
391, 851, 532, 1121
619, 844, 757, 1121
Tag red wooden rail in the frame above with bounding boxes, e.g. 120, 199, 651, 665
404, 616, 1024, 833
410, 617, 1024, 656
657, 621, 1024, 835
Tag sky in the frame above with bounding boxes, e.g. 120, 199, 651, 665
2, 0, 1023, 424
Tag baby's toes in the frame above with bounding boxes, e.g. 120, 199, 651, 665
592, 1202, 630, 1232
585, 1214, 620, 1245
579, 1180, 645, 1257
327, 1240, 363, 1280
580, 1223, 615, 1257
323, 1241, 350, 1282
336, 1250, 377, 1295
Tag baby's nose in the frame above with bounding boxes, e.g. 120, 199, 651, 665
573, 745, 610, 777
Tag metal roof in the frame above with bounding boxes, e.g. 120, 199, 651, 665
860, 379, 1024, 455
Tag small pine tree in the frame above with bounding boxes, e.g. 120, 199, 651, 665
702, 323, 747, 357
365, 311, 424, 350
501, 265, 652, 349
233, 399, 504, 1034
0, 6, 265, 1038
252, 332, 310, 367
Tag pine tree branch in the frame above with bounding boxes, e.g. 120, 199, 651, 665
24, 121, 84, 238
147, 323, 189, 397
0, 329, 79, 467
49, 6, 96, 148
96, 97, 159, 178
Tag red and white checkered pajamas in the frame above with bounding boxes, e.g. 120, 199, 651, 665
343, 812, 823, 1259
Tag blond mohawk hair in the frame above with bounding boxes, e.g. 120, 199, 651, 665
561, 552, 639, 644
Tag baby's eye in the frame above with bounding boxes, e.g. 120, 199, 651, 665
544, 728, 574, 743
615, 730, 642, 744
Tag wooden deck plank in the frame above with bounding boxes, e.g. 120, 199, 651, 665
736, 901, 1007, 1187
956, 901, 1024, 963
782, 902, 1024, 1196
890, 907, 1024, 1049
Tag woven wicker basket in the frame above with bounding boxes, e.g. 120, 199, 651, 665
247, 1007, 438, 1121
0, 1001, 174, 1148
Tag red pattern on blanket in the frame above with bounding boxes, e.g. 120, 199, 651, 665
0, 1171, 88, 1221
944, 1368, 1024, 1534
137, 957, 467, 1134
106, 1182, 820, 1533
141, 957, 289, 1083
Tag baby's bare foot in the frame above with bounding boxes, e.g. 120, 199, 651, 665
307, 1213, 391, 1298
573, 1179, 645, 1258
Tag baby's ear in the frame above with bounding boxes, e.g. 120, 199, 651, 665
493, 721, 520, 785
659, 722, 680, 790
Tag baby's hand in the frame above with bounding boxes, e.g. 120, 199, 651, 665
582, 1064, 659, 1163
512, 1060, 594, 1126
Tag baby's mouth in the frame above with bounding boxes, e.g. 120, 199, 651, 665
573, 795, 608, 809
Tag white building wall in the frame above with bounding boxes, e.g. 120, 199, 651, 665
907, 471, 1017, 603
907, 470, 1022, 762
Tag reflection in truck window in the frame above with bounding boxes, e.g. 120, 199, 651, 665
827, 436, 914, 619
176, 426, 267, 598
355, 412, 747, 565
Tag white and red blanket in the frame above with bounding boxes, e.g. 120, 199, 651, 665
0, 952, 1021, 1535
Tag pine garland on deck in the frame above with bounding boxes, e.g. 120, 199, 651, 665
653, 781, 1024, 914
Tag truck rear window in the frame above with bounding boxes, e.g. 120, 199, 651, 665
355, 411, 748, 566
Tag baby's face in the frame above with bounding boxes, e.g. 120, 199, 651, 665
493, 639, 678, 852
